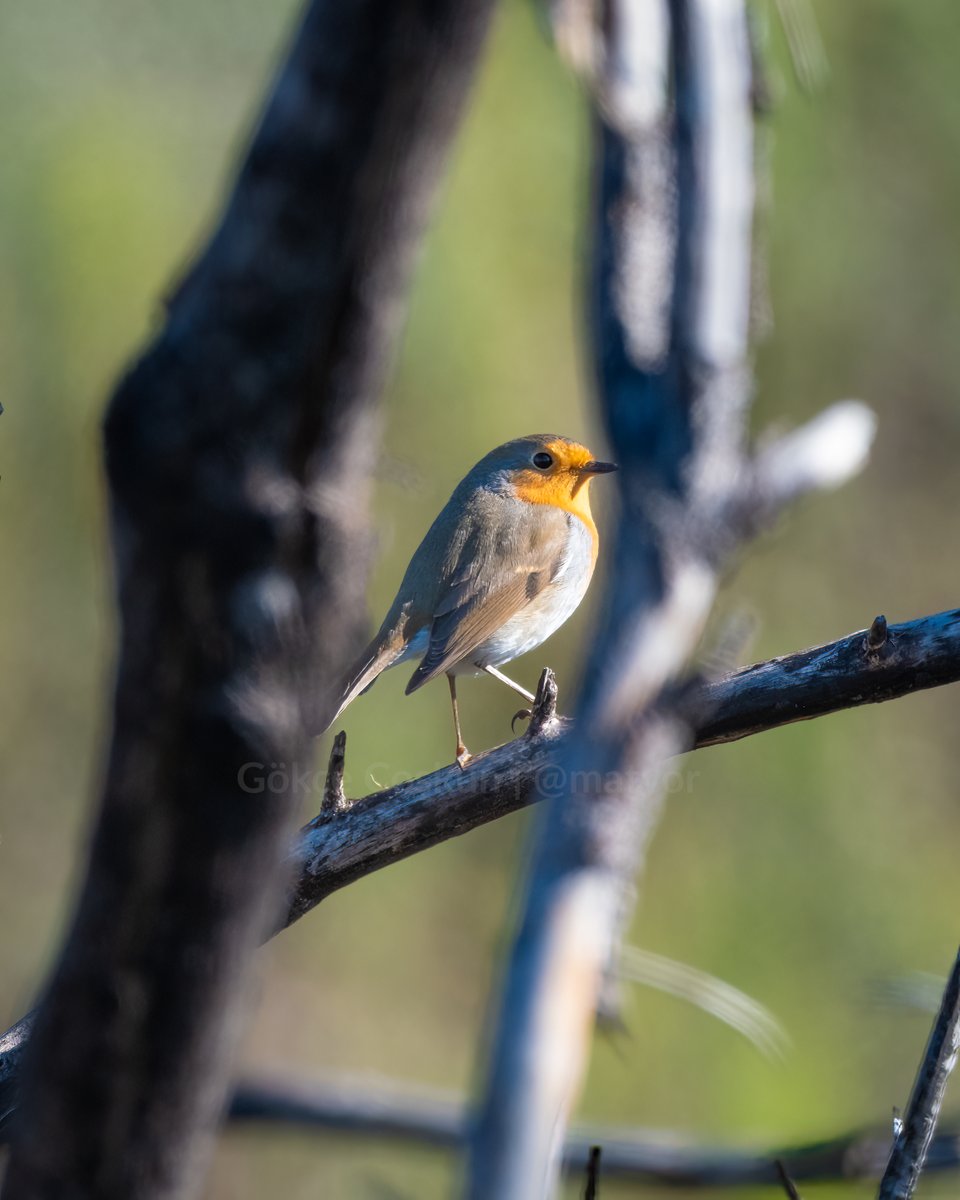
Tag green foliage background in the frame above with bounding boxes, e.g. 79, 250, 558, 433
2, 1, 960, 1195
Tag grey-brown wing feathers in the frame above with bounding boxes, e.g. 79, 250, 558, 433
321, 483, 572, 726
405, 503, 571, 693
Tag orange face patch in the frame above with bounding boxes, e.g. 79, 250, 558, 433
510, 439, 602, 544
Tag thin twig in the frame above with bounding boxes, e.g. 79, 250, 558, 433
775, 1158, 803, 1200
584, 1146, 602, 1199
878, 947, 960, 1200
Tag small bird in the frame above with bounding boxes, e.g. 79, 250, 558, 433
325, 435, 617, 765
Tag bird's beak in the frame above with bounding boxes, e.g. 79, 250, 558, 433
581, 460, 618, 475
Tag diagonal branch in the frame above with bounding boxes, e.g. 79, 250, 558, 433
878, 947, 960, 1200
1, 606, 957, 1130
290, 606, 960, 921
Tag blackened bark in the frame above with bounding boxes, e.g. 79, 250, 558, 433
1, 3, 495, 1198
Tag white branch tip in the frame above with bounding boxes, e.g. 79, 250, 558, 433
758, 399, 877, 498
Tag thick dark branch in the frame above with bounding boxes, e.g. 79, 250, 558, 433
0, 4, 495, 1199
693, 607, 960, 746
290, 607, 960, 919
224, 1073, 960, 1187
879, 947, 960, 1200
2, 607, 957, 1126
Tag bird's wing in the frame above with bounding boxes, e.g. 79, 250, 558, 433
405, 504, 572, 693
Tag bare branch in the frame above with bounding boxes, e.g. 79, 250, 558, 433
879, 948, 960, 1200
690, 607, 960, 747
0, 4, 495, 1198
293, 606, 960, 921
0, 1014, 33, 1134
775, 1158, 804, 1200
461, 0, 881, 1192
745, 400, 877, 523
1, 607, 957, 1125
583, 1146, 602, 1198
220, 1071, 960, 1187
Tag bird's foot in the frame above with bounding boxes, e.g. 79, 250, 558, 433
456, 744, 472, 770
515, 669, 560, 739
510, 708, 533, 734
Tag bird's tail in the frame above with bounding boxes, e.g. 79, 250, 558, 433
320, 632, 406, 733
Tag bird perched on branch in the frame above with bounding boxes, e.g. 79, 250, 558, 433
324, 434, 617, 765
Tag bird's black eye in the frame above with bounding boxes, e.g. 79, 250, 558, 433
532, 451, 553, 470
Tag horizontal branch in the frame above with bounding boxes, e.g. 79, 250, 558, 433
290, 607, 960, 920
225, 1072, 960, 1187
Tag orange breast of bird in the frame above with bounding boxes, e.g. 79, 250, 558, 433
510, 462, 600, 570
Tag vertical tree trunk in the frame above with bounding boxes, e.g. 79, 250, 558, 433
2, 3, 496, 1198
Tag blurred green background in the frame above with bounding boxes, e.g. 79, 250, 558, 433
2, 0, 960, 1196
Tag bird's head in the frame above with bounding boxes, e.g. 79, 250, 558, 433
476, 434, 617, 520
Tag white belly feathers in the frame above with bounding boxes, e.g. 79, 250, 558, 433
455, 514, 595, 673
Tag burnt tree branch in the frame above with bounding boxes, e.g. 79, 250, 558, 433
0, 3, 496, 1198
1, 606, 958, 1130
223, 1070, 960, 1187
290, 605, 960, 919
879, 947, 960, 1200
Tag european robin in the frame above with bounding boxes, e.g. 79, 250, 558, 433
326, 434, 617, 765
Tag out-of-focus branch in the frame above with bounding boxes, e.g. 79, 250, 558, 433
0, 1014, 32, 1133
879, 948, 960, 1200
1, 606, 956, 1125
222, 1071, 960, 1187
0, 4, 496, 1199
464, 0, 875, 1195
617, 946, 788, 1061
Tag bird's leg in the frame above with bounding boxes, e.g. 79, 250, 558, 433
482, 664, 536, 703
447, 674, 471, 768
